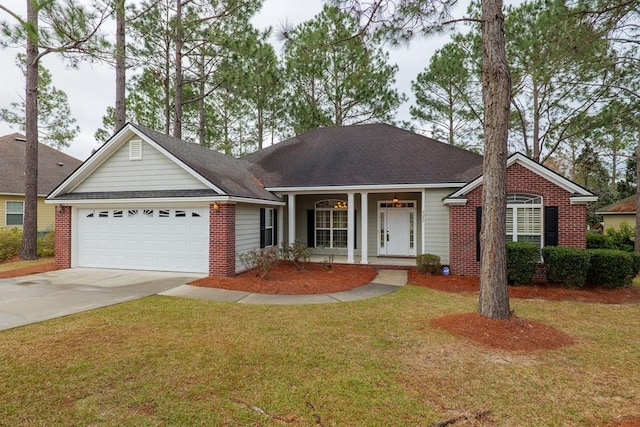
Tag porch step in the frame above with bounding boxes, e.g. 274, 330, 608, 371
371, 269, 408, 287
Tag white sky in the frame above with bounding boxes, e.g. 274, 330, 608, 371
0, 0, 468, 160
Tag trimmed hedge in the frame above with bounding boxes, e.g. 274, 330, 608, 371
506, 241, 539, 285
416, 254, 441, 275
631, 252, 640, 276
0, 228, 22, 262
542, 246, 590, 288
587, 249, 634, 288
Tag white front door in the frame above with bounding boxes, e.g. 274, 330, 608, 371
378, 201, 416, 256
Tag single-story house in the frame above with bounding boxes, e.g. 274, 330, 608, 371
596, 195, 636, 230
46, 123, 597, 276
1, 132, 82, 232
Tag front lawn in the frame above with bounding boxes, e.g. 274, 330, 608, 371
0, 286, 638, 426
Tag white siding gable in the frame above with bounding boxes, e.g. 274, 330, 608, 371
74, 138, 209, 193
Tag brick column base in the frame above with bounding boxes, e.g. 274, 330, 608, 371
209, 203, 236, 277
54, 205, 71, 269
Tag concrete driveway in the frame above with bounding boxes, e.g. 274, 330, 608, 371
0, 268, 203, 331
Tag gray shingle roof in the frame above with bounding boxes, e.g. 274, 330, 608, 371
50, 189, 218, 200
0, 133, 82, 196
243, 123, 483, 187
129, 124, 281, 202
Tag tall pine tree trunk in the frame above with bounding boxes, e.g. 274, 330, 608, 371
21, 0, 39, 260
634, 144, 640, 253
198, 52, 206, 146
115, 0, 126, 130
532, 81, 540, 162
257, 104, 264, 150
478, 0, 511, 319
173, 0, 183, 139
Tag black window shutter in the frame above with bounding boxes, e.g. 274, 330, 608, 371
273, 209, 278, 246
476, 207, 482, 262
354, 210, 357, 250
259, 208, 266, 248
307, 210, 315, 247
544, 206, 559, 247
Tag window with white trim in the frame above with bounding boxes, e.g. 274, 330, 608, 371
264, 208, 274, 247
315, 199, 348, 248
5, 201, 23, 226
507, 194, 542, 247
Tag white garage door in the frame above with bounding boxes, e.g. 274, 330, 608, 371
77, 207, 209, 273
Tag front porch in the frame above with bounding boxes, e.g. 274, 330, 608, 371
277, 189, 453, 268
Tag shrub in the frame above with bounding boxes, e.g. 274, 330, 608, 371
587, 249, 634, 288
238, 247, 279, 279
542, 246, 590, 288
280, 241, 310, 272
506, 241, 539, 285
605, 222, 634, 252
37, 230, 55, 257
416, 254, 441, 275
631, 252, 640, 277
0, 227, 22, 262
586, 232, 612, 249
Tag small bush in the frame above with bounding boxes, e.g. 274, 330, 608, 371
605, 223, 634, 252
506, 241, 539, 285
238, 247, 279, 279
0, 228, 22, 262
37, 230, 55, 257
280, 241, 310, 272
587, 249, 634, 288
586, 232, 612, 249
416, 254, 441, 275
542, 246, 590, 288
631, 252, 640, 277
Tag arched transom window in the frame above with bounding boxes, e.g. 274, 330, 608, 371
315, 199, 348, 248
507, 194, 543, 247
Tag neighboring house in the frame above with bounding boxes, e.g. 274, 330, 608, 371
47, 123, 596, 276
596, 195, 636, 230
0, 132, 82, 232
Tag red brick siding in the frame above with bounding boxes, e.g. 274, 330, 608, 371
450, 163, 588, 276
209, 203, 236, 277
54, 205, 71, 269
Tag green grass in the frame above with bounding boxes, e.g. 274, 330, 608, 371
0, 286, 638, 426
0, 257, 54, 272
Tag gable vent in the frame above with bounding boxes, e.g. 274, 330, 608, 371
129, 139, 143, 160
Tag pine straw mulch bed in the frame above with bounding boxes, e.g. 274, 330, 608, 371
0, 257, 59, 279
191, 262, 378, 295
407, 270, 640, 305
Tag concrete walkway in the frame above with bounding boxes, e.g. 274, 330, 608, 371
160, 269, 408, 305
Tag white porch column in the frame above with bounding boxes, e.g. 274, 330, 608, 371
278, 205, 284, 247
422, 188, 427, 254
288, 193, 296, 245
360, 192, 368, 264
347, 192, 355, 263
